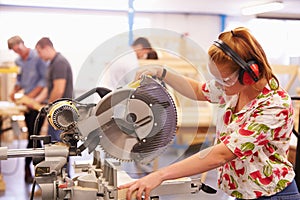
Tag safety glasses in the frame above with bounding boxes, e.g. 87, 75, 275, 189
209, 68, 239, 87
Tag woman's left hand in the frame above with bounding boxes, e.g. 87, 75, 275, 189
118, 171, 163, 200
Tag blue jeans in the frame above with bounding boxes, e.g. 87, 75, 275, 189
236, 180, 300, 200
48, 124, 61, 142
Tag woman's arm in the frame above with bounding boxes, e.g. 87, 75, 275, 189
118, 142, 236, 200
135, 66, 207, 101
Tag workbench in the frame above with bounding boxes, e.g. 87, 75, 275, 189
0, 64, 21, 191
0, 101, 26, 191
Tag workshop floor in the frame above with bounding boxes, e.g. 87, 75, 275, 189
0, 140, 42, 200
0, 138, 234, 200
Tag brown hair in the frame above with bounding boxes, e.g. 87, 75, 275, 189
132, 37, 152, 49
36, 37, 54, 48
7, 35, 24, 49
208, 27, 278, 89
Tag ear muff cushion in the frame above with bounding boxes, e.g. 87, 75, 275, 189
239, 62, 260, 85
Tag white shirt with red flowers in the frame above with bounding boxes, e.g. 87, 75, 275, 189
201, 79, 295, 199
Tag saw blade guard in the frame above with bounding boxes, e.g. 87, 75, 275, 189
94, 76, 177, 164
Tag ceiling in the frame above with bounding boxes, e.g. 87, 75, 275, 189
133, 0, 300, 18
1, 0, 300, 18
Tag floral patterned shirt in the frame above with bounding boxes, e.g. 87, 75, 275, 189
201, 79, 295, 199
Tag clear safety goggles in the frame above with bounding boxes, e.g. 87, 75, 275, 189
208, 67, 239, 87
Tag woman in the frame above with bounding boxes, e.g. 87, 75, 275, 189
118, 27, 300, 200
132, 37, 158, 60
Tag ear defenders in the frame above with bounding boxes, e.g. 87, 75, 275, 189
213, 39, 259, 85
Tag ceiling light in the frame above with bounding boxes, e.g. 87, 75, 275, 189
241, 1, 284, 16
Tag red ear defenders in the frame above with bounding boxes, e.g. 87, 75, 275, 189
213, 39, 259, 85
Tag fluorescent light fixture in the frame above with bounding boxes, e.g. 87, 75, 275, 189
242, 1, 284, 15
0, 0, 128, 11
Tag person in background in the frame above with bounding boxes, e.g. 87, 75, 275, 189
34, 37, 73, 142
100, 50, 139, 90
119, 27, 300, 200
132, 37, 158, 60
7, 35, 48, 184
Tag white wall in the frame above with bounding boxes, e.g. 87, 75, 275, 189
1, 6, 300, 96
0, 7, 133, 80
0, 6, 221, 95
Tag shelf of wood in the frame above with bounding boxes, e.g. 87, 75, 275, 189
0, 65, 19, 74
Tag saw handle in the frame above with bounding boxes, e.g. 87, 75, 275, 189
75, 87, 111, 102
158, 67, 167, 81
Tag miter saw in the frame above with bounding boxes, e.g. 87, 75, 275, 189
0, 76, 216, 199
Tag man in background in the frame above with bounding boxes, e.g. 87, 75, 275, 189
34, 37, 73, 142
7, 35, 48, 183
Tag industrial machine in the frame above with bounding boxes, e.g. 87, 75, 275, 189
0, 76, 216, 199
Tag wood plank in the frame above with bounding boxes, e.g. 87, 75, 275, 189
0, 174, 5, 191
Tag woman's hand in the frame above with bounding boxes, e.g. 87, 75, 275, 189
118, 171, 163, 200
134, 65, 164, 81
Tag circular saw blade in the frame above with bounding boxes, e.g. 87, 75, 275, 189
95, 76, 177, 164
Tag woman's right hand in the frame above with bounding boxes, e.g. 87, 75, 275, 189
134, 65, 164, 81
